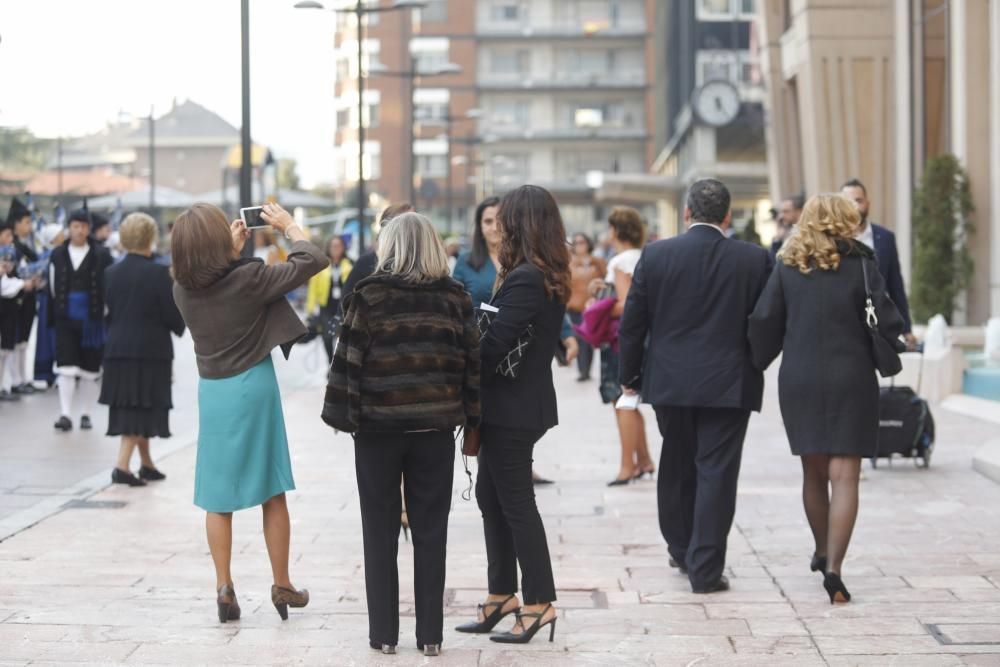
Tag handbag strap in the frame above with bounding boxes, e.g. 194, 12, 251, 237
860, 257, 878, 329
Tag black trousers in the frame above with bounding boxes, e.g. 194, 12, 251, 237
568, 310, 594, 378
653, 406, 751, 589
354, 430, 454, 646
476, 424, 556, 604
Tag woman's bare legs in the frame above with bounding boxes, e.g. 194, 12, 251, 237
826, 456, 861, 575
262, 493, 294, 588
800, 454, 830, 560
136, 437, 155, 469
115, 436, 137, 471
613, 408, 641, 480
206, 511, 234, 590
634, 412, 654, 473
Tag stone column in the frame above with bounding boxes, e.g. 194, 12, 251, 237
991, 0, 1000, 318
894, 0, 913, 286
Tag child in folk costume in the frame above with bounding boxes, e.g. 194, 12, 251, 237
48, 208, 113, 431
0, 218, 41, 400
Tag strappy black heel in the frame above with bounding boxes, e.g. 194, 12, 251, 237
455, 594, 519, 633
489, 603, 557, 644
823, 572, 851, 604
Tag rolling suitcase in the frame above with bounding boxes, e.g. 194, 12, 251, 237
872, 350, 935, 468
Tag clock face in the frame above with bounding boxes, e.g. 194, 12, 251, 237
694, 80, 741, 127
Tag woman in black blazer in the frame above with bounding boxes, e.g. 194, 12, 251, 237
100, 213, 186, 486
748, 194, 904, 605
456, 185, 569, 644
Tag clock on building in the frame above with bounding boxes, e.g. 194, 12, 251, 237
692, 80, 741, 127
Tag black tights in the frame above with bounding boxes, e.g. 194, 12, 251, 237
800, 455, 861, 575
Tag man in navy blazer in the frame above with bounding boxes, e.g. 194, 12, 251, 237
841, 179, 917, 350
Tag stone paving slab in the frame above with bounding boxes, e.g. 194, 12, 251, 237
2, 341, 1000, 664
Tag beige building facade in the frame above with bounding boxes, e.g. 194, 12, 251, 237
759, 0, 1000, 325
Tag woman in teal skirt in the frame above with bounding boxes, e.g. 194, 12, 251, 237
172, 202, 328, 623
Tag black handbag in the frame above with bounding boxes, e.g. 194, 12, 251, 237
474, 307, 535, 379
861, 258, 904, 377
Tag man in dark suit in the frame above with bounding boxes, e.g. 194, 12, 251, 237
340, 201, 414, 307
841, 179, 917, 350
619, 179, 773, 593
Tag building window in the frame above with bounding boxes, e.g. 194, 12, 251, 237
490, 49, 529, 74
336, 108, 350, 129
421, 0, 447, 22
490, 2, 524, 22
364, 101, 379, 128
411, 37, 450, 74
416, 155, 448, 178
697, 0, 756, 20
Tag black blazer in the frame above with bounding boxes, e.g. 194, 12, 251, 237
104, 254, 185, 361
481, 263, 565, 430
619, 225, 773, 411
869, 223, 912, 333
341, 250, 377, 309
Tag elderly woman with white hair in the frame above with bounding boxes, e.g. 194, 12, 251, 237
322, 212, 482, 657
99, 213, 186, 487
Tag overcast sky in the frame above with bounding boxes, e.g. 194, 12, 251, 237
0, 0, 338, 187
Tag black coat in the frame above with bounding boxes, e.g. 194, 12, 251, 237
104, 254, 185, 361
341, 250, 377, 309
748, 242, 905, 456
481, 263, 565, 430
619, 225, 773, 411
869, 223, 912, 333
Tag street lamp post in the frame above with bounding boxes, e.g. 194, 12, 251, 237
295, 0, 427, 252
441, 109, 481, 235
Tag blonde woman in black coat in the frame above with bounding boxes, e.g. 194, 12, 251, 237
748, 193, 904, 605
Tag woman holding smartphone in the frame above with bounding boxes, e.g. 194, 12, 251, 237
172, 202, 328, 624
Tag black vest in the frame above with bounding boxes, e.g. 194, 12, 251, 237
50, 241, 109, 321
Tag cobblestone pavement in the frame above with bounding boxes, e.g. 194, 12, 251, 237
2, 339, 1000, 665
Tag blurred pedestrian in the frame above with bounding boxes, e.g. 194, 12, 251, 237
306, 235, 353, 363
9, 197, 39, 395
444, 236, 461, 273
1, 221, 41, 401
50, 208, 113, 431
619, 179, 772, 594
172, 202, 327, 624
100, 213, 186, 487
770, 194, 804, 258
456, 185, 568, 645
341, 202, 414, 305
589, 208, 653, 485
453, 196, 500, 307
32, 223, 64, 387
254, 228, 286, 265
749, 194, 904, 604
323, 212, 480, 656
567, 233, 605, 381
840, 179, 916, 351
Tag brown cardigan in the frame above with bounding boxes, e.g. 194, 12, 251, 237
174, 240, 329, 379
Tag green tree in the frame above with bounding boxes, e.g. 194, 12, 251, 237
277, 158, 300, 191
0, 126, 52, 170
910, 153, 975, 324
735, 213, 762, 246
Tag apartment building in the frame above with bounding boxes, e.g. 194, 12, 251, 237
331, 0, 656, 235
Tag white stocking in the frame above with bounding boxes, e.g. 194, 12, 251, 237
0, 350, 10, 393
57, 372, 77, 418
10, 344, 26, 387
77, 374, 101, 419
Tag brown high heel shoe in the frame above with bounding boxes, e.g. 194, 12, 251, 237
217, 585, 241, 623
271, 584, 310, 621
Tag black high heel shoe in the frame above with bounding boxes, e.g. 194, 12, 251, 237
632, 466, 655, 481
607, 474, 634, 487
810, 553, 827, 574
823, 572, 851, 604
490, 604, 557, 644
216, 585, 241, 623
455, 594, 519, 633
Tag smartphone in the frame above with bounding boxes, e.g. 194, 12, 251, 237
240, 206, 268, 229
615, 393, 640, 410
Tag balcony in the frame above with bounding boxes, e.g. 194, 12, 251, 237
475, 23, 648, 40
478, 70, 646, 90
486, 126, 648, 142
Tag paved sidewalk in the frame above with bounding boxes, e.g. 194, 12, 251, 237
1, 350, 1000, 665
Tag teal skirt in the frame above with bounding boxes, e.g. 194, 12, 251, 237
194, 356, 295, 513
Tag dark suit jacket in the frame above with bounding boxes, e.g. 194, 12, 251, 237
480, 263, 565, 430
104, 254, 186, 361
341, 251, 377, 308
868, 223, 912, 333
619, 225, 773, 411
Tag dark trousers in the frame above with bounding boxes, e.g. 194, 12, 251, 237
354, 430, 454, 646
568, 310, 593, 378
476, 424, 556, 604
653, 406, 751, 588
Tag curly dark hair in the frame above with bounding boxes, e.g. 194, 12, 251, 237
686, 178, 731, 224
496, 185, 571, 303
608, 207, 646, 247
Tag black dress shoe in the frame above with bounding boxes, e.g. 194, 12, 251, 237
669, 557, 688, 575
0, 390, 21, 402
54, 416, 72, 431
692, 575, 729, 594
533, 475, 555, 486
112, 468, 147, 487
80, 415, 92, 430
11, 383, 36, 395
139, 466, 167, 481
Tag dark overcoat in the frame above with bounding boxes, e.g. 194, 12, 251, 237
748, 242, 905, 456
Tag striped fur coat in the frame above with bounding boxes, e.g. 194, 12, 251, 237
321, 273, 481, 434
